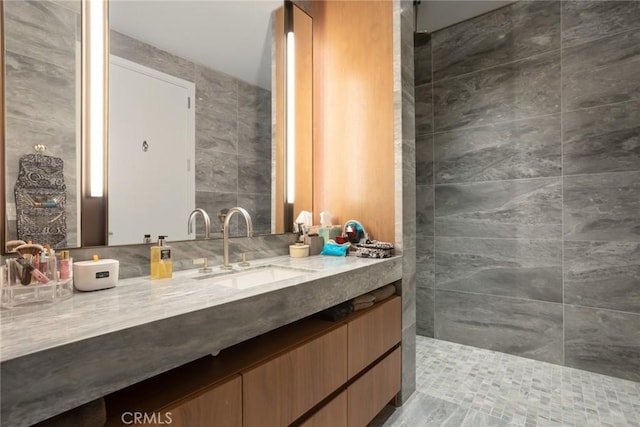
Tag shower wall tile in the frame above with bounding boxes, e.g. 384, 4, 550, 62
415, 84, 433, 135
564, 171, 640, 242
414, 33, 432, 86
416, 185, 434, 236
435, 177, 562, 239
562, 1, 640, 48
237, 155, 272, 195
195, 151, 238, 193
434, 51, 560, 132
434, 115, 561, 184
432, 1, 560, 81
109, 31, 194, 83
416, 235, 434, 289
562, 100, 640, 175
435, 237, 562, 303
434, 290, 563, 364
562, 29, 640, 111
565, 241, 640, 314
4, 0, 77, 69
416, 134, 433, 186
417, 286, 434, 337
565, 305, 640, 382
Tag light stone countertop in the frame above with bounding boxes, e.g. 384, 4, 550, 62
0, 254, 402, 427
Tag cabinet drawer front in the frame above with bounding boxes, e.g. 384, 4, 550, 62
242, 324, 348, 427
300, 390, 347, 427
347, 347, 401, 427
347, 296, 401, 378
163, 375, 242, 427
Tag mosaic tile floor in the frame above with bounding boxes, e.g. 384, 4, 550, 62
373, 336, 640, 427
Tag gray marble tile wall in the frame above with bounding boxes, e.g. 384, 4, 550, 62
415, 0, 640, 382
4, 0, 81, 246
110, 31, 272, 238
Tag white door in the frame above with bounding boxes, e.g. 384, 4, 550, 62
108, 56, 195, 246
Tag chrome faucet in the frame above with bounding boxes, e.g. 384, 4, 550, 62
188, 208, 212, 239
221, 207, 253, 269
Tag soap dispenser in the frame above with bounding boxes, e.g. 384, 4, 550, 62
150, 235, 173, 279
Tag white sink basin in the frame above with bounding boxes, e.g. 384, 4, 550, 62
193, 265, 313, 289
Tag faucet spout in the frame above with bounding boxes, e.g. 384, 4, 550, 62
188, 208, 212, 240
221, 207, 253, 269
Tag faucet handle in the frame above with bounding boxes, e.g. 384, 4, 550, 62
193, 257, 212, 273
239, 253, 250, 267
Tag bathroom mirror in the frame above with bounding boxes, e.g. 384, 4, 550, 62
1, 0, 313, 251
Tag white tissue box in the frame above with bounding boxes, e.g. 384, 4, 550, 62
73, 259, 119, 292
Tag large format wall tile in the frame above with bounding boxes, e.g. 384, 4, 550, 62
415, 84, 433, 135
563, 100, 640, 175
416, 285, 434, 337
416, 134, 433, 186
564, 171, 640, 242
434, 51, 560, 132
435, 237, 562, 303
194, 191, 238, 238
435, 290, 563, 364
237, 155, 272, 195
195, 65, 239, 153
5, 52, 76, 130
563, 29, 640, 111
434, 115, 561, 184
565, 241, 640, 314
4, 0, 77, 69
435, 177, 562, 239
195, 150, 238, 193
237, 193, 272, 236
562, 1, 640, 48
416, 235, 434, 289
432, 1, 559, 81
416, 185, 434, 236
565, 305, 640, 382
414, 33, 432, 86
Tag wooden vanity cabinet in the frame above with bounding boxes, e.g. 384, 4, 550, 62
104, 359, 242, 427
347, 295, 401, 378
242, 324, 348, 427
104, 295, 402, 427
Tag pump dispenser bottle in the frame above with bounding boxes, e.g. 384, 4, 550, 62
150, 235, 172, 279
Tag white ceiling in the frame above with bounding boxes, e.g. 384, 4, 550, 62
417, 0, 514, 33
109, 0, 281, 90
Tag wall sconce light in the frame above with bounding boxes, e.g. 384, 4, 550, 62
286, 28, 295, 205
84, 0, 107, 197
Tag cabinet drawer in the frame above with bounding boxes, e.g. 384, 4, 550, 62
347, 296, 401, 378
242, 324, 348, 427
347, 347, 401, 427
300, 390, 347, 427
164, 375, 241, 427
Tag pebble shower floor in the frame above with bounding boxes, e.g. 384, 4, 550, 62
374, 336, 640, 427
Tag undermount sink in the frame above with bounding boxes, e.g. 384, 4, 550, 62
192, 265, 314, 289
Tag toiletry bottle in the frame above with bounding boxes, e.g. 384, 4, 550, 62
143, 234, 152, 244
58, 250, 70, 280
150, 236, 173, 279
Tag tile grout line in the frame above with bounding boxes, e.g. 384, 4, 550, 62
431, 36, 436, 340
430, 169, 640, 188
560, 0, 566, 371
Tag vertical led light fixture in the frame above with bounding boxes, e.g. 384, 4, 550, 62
87, 0, 105, 197
285, 2, 296, 205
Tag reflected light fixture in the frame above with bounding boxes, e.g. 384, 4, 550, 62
88, 0, 105, 197
286, 29, 295, 204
